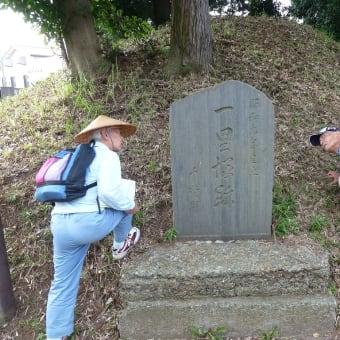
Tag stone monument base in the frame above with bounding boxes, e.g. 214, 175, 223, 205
119, 241, 337, 339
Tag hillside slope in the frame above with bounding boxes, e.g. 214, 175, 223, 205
0, 16, 339, 339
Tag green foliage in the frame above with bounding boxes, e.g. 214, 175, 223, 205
27, 318, 41, 331
69, 76, 105, 120
248, 0, 282, 17
272, 183, 300, 236
163, 226, 178, 241
309, 215, 329, 232
19, 210, 35, 228
324, 196, 335, 210
147, 159, 158, 173
307, 215, 336, 248
5, 193, 18, 204
291, 0, 340, 41
329, 280, 337, 294
36, 333, 45, 340
257, 325, 279, 339
133, 211, 146, 226
189, 325, 228, 340
91, 0, 153, 50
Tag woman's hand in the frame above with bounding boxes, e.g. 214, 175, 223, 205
125, 204, 139, 214
326, 171, 340, 186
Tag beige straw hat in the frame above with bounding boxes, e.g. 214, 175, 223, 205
75, 115, 137, 143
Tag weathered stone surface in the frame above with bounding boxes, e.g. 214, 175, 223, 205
119, 295, 336, 339
121, 241, 331, 301
170, 80, 274, 240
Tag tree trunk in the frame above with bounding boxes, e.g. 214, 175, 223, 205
57, 0, 106, 79
169, 0, 213, 74
0, 218, 16, 326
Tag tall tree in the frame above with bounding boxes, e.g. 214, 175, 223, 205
0, 0, 105, 79
169, 0, 213, 74
57, 0, 105, 78
291, 0, 340, 41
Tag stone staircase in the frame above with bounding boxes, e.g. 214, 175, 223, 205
119, 241, 337, 339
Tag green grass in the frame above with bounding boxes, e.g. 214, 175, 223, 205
163, 226, 178, 241
133, 210, 146, 226
189, 325, 228, 340
309, 215, 329, 232
257, 325, 279, 340
272, 182, 300, 236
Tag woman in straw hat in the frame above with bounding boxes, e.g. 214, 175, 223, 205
46, 115, 140, 340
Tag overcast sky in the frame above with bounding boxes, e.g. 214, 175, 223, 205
0, 8, 47, 54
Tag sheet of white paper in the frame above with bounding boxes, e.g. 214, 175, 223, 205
121, 179, 135, 201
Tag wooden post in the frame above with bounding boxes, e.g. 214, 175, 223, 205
0, 218, 16, 325
10, 76, 16, 89
23, 75, 30, 88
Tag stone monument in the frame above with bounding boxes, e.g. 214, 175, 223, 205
119, 81, 336, 339
170, 80, 274, 240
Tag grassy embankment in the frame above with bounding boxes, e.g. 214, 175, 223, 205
0, 16, 339, 339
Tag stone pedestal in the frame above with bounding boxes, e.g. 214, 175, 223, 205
119, 241, 337, 339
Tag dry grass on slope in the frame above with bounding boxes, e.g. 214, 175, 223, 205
0, 16, 339, 339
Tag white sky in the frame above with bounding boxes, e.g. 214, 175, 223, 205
0, 8, 46, 54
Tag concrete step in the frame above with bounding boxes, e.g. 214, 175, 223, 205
119, 241, 337, 338
120, 241, 331, 301
119, 295, 336, 339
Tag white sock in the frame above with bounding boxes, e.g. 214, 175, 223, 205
113, 241, 124, 250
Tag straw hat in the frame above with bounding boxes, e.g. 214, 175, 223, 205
75, 115, 137, 143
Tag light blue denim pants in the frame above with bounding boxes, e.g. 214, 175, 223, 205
46, 208, 132, 338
